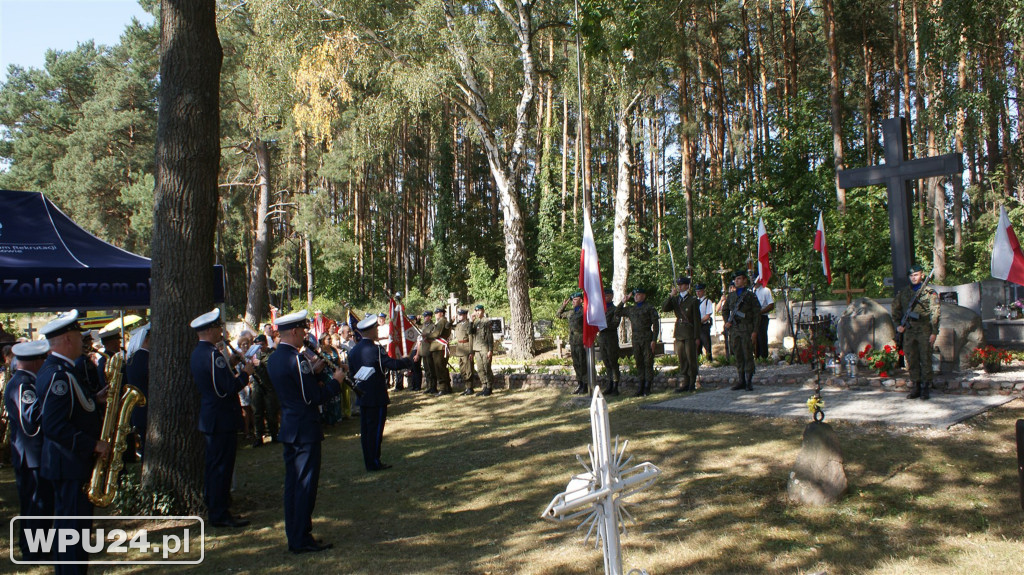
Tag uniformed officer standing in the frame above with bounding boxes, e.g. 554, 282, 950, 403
598, 288, 622, 395
722, 270, 762, 391
250, 334, 280, 446
664, 276, 700, 393
190, 308, 253, 528
557, 292, 587, 395
124, 324, 150, 459
430, 308, 453, 396
470, 305, 495, 396
452, 309, 476, 395
5, 339, 54, 561
36, 310, 111, 573
418, 311, 437, 394
350, 316, 415, 471
695, 284, 715, 360
619, 289, 661, 396
266, 310, 345, 554
892, 264, 940, 400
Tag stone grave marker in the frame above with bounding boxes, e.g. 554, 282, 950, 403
787, 421, 848, 506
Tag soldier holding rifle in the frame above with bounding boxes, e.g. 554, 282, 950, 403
892, 264, 939, 400
722, 270, 761, 391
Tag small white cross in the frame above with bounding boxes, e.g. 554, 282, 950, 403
542, 388, 661, 575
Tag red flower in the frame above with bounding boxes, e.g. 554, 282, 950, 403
864, 344, 872, 352
858, 351, 866, 358
879, 371, 888, 377
883, 345, 892, 353
898, 350, 904, 356
875, 360, 885, 368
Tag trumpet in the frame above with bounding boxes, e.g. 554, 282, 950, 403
303, 337, 362, 398
86, 351, 146, 507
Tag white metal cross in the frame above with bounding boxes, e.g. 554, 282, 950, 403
542, 388, 661, 575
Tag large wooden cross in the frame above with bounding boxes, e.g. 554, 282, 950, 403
832, 273, 865, 304
837, 117, 962, 294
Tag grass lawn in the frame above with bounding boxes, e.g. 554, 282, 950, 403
2, 388, 1023, 574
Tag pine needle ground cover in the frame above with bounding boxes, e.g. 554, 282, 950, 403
2, 391, 1022, 574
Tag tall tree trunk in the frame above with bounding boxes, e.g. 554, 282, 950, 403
612, 92, 643, 300
823, 0, 845, 213
676, 6, 696, 282
145, 0, 222, 513
244, 139, 271, 328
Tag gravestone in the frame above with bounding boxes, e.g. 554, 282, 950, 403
836, 298, 896, 356
837, 117, 962, 294
937, 302, 984, 371
787, 421, 848, 506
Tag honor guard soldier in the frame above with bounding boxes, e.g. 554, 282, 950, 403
695, 284, 715, 360
419, 311, 437, 394
722, 270, 762, 391
664, 276, 701, 393
470, 305, 495, 396
452, 309, 477, 395
350, 315, 416, 471
250, 334, 280, 445
190, 308, 253, 528
430, 308, 453, 396
557, 292, 587, 394
267, 310, 345, 554
36, 310, 112, 572
599, 288, 622, 395
124, 324, 150, 459
5, 339, 54, 561
619, 289, 661, 396
893, 264, 940, 400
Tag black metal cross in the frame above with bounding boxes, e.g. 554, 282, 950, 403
25, 323, 36, 339
837, 117, 962, 294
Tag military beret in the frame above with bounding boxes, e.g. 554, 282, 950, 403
474, 304, 485, 310
732, 269, 749, 279
632, 288, 646, 294
694, 283, 706, 290
909, 264, 924, 274
12, 339, 49, 361
604, 287, 614, 295
275, 310, 309, 331
190, 308, 223, 331
571, 291, 583, 299
423, 310, 433, 317
434, 307, 446, 314
458, 309, 468, 315
676, 276, 691, 285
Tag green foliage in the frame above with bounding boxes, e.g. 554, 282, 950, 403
466, 253, 507, 310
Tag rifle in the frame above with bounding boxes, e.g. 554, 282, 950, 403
895, 269, 935, 365
727, 292, 748, 326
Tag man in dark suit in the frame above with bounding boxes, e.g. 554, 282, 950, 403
36, 310, 111, 574
5, 339, 54, 561
190, 308, 253, 528
267, 310, 346, 554
350, 315, 416, 471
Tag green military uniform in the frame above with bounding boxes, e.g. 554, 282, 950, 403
251, 345, 280, 444
619, 291, 661, 396
722, 270, 762, 391
892, 267, 940, 399
419, 313, 437, 394
663, 280, 700, 392
598, 291, 621, 395
431, 311, 452, 395
452, 312, 477, 395
471, 305, 495, 396
558, 294, 588, 394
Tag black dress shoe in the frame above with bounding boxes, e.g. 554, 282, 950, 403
212, 517, 250, 528
289, 541, 333, 554
367, 463, 393, 472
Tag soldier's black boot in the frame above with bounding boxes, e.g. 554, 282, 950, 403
479, 386, 492, 397
921, 382, 932, 400
745, 373, 754, 391
572, 382, 588, 395
462, 387, 475, 396
642, 381, 652, 396
634, 381, 645, 397
731, 373, 746, 390
906, 382, 922, 399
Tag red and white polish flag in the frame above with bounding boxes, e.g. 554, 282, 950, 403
991, 205, 1024, 285
579, 211, 607, 348
756, 218, 772, 286
813, 212, 833, 285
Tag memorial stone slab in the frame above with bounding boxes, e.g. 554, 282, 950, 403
787, 421, 848, 506
837, 298, 896, 356
938, 302, 984, 370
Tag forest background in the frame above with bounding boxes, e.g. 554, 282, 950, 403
1, 0, 1021, 359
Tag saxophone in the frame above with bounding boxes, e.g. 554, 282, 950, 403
86, 351, 146, 507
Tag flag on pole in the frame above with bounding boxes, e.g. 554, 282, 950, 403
348, 309, 363, 342
388, 297, 417, 358
813, 212, 833, 285
756, 218, 772, 286
991, 205, 1024, 285
579, 211, 607, 348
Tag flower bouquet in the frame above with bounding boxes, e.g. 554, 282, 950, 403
970, 345, 1012, 373
859, 343, 901, 377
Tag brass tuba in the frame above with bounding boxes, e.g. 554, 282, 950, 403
86, 351, 146, 507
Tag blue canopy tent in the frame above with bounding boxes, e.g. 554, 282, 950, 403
0, 189, 224, 312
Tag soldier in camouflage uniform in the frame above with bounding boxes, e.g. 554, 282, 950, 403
557, 292, 588, 395
663, 276, 701, 392
598, 288, 622, 395
471, 304, 495, 396
250, 334, 280, 446
619, 288, 661, 396
419, 311, 437, 394
452, 309, 477, 395
722, 269, 761, 391
892, 264, 940, 400
430, 308, 453, 396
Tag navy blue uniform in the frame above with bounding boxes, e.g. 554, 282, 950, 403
5, 368, 54, 560
190, 341, 246, 524
125, 349, 149, 457
36, 353, 102, 574
75, 355, 103, 394
266, 343, 342, 549
349, 339, 414, 471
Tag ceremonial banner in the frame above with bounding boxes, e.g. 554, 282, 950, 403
992, 205, 1024, 286
813, 212, 833, 285
578, 210, 606, 348
757, 218, 772, 285
388, 298, 417, 358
